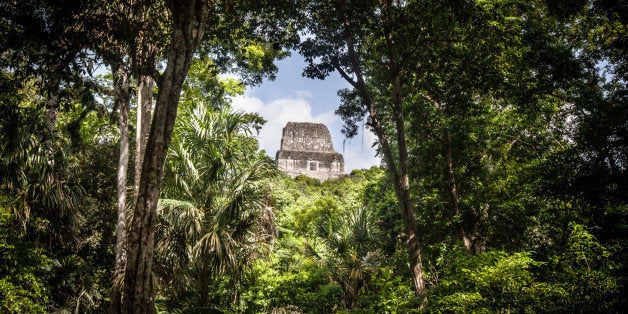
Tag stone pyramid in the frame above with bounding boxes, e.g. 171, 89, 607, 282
275, 122, 344, 180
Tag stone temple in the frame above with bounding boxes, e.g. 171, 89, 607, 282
276, 122, 344, 180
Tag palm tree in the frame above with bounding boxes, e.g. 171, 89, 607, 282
305, 205, 382, 309
1, 99, 82, 229
153, 102, 277, 311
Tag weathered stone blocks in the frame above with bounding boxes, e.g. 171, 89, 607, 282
276, 122, 344, 180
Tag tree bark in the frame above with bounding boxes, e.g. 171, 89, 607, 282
389, 77, 425, 295
122, 1, 208, 313
134, 75, 153, 202
198, 264, 210, 309
110, 61, 131, 314
336, 0, 426, 295
381, 0, 425, 295
444, 128, 472, 251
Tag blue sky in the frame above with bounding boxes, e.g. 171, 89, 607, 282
231, 53, 380, 172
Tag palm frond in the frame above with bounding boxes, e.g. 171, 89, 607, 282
157, 199, 203, 237
154, 102, 278, 305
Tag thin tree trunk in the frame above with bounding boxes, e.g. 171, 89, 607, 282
387, 67, 425, 296
381, 0, 425, 295
390, 81, 425, 295
122, 1, 208, 312
445, 128, 472, 251
111, 61, 131, 314
134, 75, 153, 202
336, 1, 426, 294
43, 78, 61, 171
43, 76, 61, 161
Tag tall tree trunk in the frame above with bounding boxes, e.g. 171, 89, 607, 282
132, 0, 157, 203
134, 75, 153, 202
354, 75, 425, 295
444, 128, 472, 251
335, 1, 426, 294
381, 0, 425, 295
385, 66, 425, 296
42, 77, 61, 173
44, 75, 61, 160
390, 77, 425, 295
122, 1, 208, 313
111, 61, 131, 314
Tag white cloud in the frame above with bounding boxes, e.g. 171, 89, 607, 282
294, 90, 314, 99
231, 93, 380, 172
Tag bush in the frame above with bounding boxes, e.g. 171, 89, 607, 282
0, 207, 50, 313
427, 250, 567, 312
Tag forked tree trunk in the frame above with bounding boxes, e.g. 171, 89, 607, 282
122, 1, 208, 313
110, 61, 131, 314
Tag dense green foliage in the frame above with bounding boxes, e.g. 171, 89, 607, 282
0, 0, 625, 312
234, 170, 622, 313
